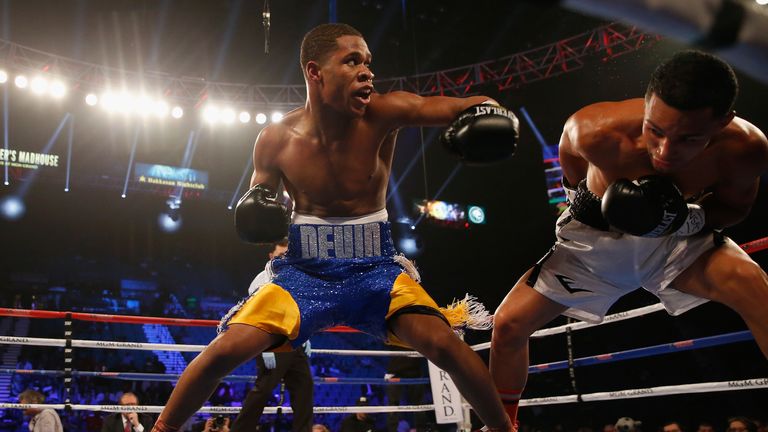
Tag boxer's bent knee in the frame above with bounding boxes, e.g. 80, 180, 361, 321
492, 310, 536, 348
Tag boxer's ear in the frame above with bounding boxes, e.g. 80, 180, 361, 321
306, 61, 322, 83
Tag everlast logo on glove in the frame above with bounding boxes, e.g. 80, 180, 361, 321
601, 175, 699, 238
441, 103, 520, 165
474, 105, 516, 120
647, 209, 679, 237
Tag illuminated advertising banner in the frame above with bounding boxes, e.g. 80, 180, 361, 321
0, 148, 60, 170
414, 199, 487, 228
134, 163, 208, 191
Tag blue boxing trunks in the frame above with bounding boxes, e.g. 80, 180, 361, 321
219, 210, 447, 349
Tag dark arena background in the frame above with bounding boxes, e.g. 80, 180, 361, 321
1, 1, 767, 432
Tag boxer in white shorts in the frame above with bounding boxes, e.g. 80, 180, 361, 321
488, 50, 768, 426
529, 179, 722, 324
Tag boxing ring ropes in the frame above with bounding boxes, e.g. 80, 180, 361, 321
0, 236, 767, 418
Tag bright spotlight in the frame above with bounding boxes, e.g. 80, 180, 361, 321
158, 212, 183, 233
85, 93, 98, 106
239, 111, 251, 123
1, 196, 25, 221
271, 111, 284, 123
49, 81, 66, 98
14, 75, 29, 89
0, 70, 7, 84
203, 105, 221, 123
171, 106, 184, 119
221, 108, 236, 124
255, 113, 267, 124
757, 0, 768, 5
30, 76, 49, 94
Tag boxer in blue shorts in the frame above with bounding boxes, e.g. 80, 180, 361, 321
220, 218, 451, 349
153, 23, 519, 432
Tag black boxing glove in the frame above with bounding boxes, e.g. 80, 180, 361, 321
235, 184, 290, 243
601, 175, 706, 237
441, 102, 519, 165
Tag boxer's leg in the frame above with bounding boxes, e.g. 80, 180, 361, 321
672, 239, 768, 358
491, 268, 566, 425
153, 325, 282, 431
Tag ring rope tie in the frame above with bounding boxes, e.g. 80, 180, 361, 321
63, 312, 73, 412
564, 318, 581, 402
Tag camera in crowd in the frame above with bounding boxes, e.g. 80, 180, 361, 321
212, 415, 226, 431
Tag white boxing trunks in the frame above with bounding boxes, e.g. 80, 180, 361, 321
528, 181, 725, 323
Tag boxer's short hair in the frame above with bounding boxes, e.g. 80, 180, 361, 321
301, 23, 363, 73
646, 50, 738, 117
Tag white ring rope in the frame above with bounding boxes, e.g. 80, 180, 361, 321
470, 303, 665, 351
0, 336, 420, 356
519, 377, 768, 406
2, 378, 765, 414
0, 303, 667, 357
0, 403, 433, 415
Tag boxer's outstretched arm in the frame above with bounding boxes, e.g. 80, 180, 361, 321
370, 91, 495, 129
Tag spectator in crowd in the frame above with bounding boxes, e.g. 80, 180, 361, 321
663, 421, 685, 432
728, 417, 757, 432
341, 397, 377, 432
384, 351, 427, 432
100, 392, 155, 432
19, 389, 63, 432
203, 416, 231, 432
616, 417, 642, 432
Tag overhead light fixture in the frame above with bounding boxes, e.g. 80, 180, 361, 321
14, 75, 29, 89
171, 106, 184, 119
85, 93, 98, 106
